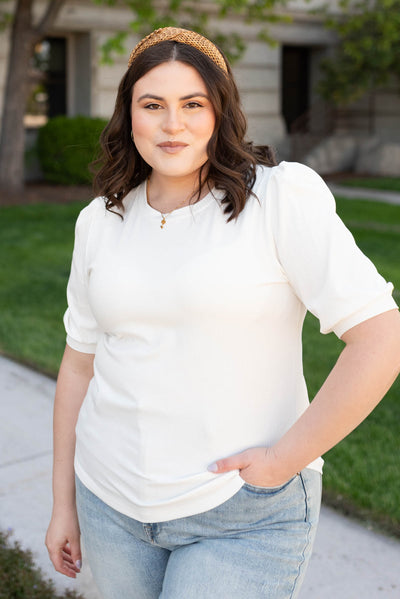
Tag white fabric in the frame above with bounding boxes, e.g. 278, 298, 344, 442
64, 161, 397, 523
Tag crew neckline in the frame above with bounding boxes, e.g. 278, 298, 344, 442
139, 180, 222, 221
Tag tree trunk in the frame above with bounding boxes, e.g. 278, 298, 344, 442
0, 0, 66, 196
0, 0, 35, 194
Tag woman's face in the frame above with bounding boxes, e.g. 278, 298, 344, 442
131, 60, 215, 181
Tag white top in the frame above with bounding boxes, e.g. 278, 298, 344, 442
65, 161, 397, 523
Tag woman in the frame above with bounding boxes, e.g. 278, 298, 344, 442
46, 27, 400, 598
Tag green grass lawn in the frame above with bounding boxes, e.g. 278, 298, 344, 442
304, 197, 400, 535
0, 201, 87, 375
336, 177, 400, 192
0, 195, 399, 536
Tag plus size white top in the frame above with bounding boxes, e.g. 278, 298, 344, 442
64, 161, 397, 522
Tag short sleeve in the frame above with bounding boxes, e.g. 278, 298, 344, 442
63, 199, 104, 353
268, 161, 398, 338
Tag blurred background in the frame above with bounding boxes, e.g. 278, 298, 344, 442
0, 2, 399, 598
1, 0, 400, 190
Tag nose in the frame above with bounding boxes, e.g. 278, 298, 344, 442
162, 108, 185, 135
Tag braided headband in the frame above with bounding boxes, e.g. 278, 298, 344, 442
128, 27, 228, 74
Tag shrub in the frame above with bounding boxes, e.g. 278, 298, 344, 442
0, 529, 84, 599
37, 116, 108, 185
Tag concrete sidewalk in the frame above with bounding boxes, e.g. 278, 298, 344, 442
327, 183, 400, 205
1, 354, 400, 598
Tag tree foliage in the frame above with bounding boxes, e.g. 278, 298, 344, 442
92, 0, 292, 64
0, 0, 296, 192
317, 0, 400, 105
0, 0, 12, 30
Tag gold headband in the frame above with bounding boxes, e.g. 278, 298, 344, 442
128, 27, 228, 73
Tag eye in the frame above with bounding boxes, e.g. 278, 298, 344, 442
185, 101, 203, 109
144, 103, 162, 110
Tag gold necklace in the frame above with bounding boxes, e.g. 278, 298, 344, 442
146, 177, 196, 229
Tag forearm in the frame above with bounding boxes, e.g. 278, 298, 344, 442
52, 344, 94, 513
206, 311, 400, 486
273, 309, 400, 477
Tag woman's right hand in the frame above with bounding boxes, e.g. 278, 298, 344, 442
45, 507, 82, 578
47, 345, 94, 578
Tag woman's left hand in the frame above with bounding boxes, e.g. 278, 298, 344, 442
207, 446, 295, 487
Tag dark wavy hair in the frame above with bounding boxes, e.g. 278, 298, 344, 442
92, 40, 277, 221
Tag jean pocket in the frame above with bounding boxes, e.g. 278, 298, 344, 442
241, 474, 298, 495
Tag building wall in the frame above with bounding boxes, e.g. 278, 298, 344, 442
374, 87, 400, 140
335, 84, 400, 142
0, 13, 11, 122
0, 0, 336, 146
1, 0, 398, 161
84, 4, 338, 149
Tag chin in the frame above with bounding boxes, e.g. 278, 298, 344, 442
153, 166, 202, 179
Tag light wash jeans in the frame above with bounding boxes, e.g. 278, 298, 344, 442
75, 469, 321, 599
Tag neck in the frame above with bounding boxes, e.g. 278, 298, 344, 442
147, 171, 210, 213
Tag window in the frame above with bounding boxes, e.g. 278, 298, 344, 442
281, 45, 310, 133
25, 37, 67, 127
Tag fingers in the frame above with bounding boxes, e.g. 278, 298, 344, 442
207, 446, 295, 487
70, 537, 82, 572
48, 544, 79, 578
208, 449, 250, 474
46, 534, 82, 578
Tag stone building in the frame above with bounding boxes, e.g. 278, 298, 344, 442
0, 0, 399, 175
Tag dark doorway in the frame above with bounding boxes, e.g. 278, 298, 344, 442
281, 46, 310, 133
27, 37, 67, 123
46, 37, 67, 117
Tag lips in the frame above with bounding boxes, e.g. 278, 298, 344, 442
157, 141, 188, 154
157, 141, 188, 148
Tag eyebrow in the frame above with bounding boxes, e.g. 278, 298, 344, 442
136, 92, 209, 102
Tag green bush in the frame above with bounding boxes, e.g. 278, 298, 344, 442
37, 116, 108, 185
0, 529, 84, 599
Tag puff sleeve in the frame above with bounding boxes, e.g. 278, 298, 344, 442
268, 162, 398, 338
63, 199, 103, 353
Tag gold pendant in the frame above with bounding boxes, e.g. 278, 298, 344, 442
160, 216, 166, 229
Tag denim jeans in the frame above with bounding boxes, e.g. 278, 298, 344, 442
75, 469, 321, 599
